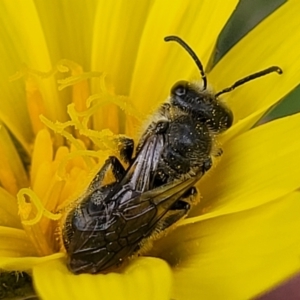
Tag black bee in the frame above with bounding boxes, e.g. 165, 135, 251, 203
62, 36, 282, 274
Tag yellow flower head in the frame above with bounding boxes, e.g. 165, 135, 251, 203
0, 1, 300, 300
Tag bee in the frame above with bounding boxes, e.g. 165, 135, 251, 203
62, 36, 282, 274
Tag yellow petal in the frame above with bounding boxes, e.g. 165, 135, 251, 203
0, 3, 34, 150
152, 192, 300, 300
210, 0, 300, 141
91, 0, 153, 95
0, 227, 37, 257
0, 253, 64, 271
130, 0, 238, 114
0, 0, 66, 123
25, 75, 48, 135
33, 0, 98, 68
30, 129, 53, 190
91, 0, 154, 132
0, 124, 28, 195
0, 79, 33, 155
33, 257, 172, 300
0, 187, 21, 228
189, 113, 300, 219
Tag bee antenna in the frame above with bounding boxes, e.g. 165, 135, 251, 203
164, 36, 207, 90
215, 66, 283, 97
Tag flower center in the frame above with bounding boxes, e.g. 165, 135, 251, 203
15, 60, 142, 256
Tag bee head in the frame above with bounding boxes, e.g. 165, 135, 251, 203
170, 80, 233, 132
165, 35, 282, 133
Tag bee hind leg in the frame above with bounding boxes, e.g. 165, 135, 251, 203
176, 186, 200, 206
154, 202, 190, 235
155, 187, 199, 234
141, 188, 199, 250
156, 187, 199, 232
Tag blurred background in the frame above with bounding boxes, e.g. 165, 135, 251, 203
215, 0, 300, 124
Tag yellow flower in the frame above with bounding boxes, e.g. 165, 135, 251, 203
0, 0, 300, 299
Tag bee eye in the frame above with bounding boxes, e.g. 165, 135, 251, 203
174, 86, 186, 96
171, 81, 189, 97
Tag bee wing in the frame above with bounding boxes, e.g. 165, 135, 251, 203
67, 170, 203, 274
119, 132, 165, 193
66, 132, 166, 237
117, 169, 204, 231
65, 132, 169, 273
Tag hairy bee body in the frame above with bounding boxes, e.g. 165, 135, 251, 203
139, 82, 232, 187
63, 36, 281, 274
63, 80, 232, 274
63, 132, 203, 274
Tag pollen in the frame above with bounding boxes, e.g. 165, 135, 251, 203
14, 61, 138, 257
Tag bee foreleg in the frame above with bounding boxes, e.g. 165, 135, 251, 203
108, 156, 126, 182
89, 156, 126, 190
117, 136, 134, 164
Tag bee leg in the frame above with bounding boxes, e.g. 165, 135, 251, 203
151, 169, 169, 187
154, 187, 199, 233
117, 136, 134, 164
180, 186, 199, 205
89, 156, 126, 190
109, 156, 127, 182
202, 157, 212, 173
154, 120, 169, 134
159, 189, 199, 234
170, 187, 200, 210
156, 202, 191, 233
136, 120, 169, 154
216, 148, 223, 156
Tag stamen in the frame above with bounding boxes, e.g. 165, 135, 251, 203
56, 150, 103, 180
57, 72, 102, 91
17, 188, 62, 225
9, 64, 56, 81
84, 73, 144, 121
